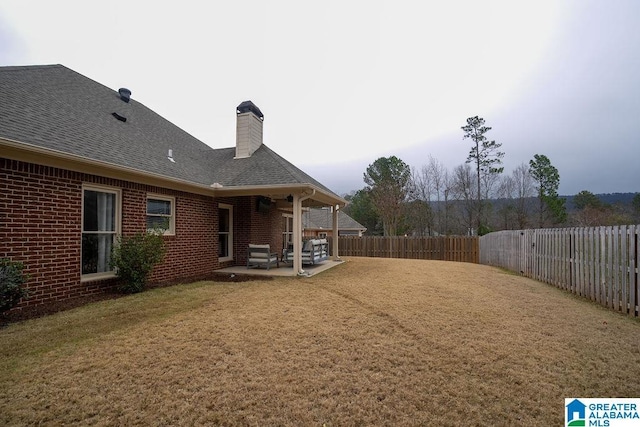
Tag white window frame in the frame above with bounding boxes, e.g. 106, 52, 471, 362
146, 194, 175, 235
81, 184, 121, 281
218, 203, 233, 262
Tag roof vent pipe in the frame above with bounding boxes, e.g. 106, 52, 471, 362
118, 88, 131, 103
112, 112, 127, 122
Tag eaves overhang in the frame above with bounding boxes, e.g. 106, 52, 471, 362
1, 137, 217, 196
211, 183, 346, 208
1, 138, 347, 207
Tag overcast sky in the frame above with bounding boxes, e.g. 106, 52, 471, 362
1, 1, 638, 196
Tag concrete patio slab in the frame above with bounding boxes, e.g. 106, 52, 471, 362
217, 259, 345, 277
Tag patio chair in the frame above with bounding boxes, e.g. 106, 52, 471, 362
247, 244, 279, 270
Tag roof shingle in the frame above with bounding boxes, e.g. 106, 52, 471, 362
0, 64, 339, 198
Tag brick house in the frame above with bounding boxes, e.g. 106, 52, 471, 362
0, 65, 346, 311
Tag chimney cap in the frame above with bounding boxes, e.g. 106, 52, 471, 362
236, 100, 264, 120
118, 88, 131, 103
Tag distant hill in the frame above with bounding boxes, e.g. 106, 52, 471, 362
563, 192, 637, 210
429, 193, 638, 214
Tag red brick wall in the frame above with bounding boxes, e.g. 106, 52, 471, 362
268, 202, 285, 254
144, 189, 218, 285
233, 196, 285, 266
2, 158, 292, 312
1, 160, 84, 306
1, 158, 287, 312
1, 159, 222, 311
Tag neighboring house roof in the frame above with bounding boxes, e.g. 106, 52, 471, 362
0, 64, 343, 206
303, 208, 366, 232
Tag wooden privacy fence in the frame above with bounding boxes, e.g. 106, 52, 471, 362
479, 225, 639, 318
330, 236, 479, 263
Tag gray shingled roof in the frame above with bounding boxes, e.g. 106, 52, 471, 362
303, 208, 366, 231
0, 64, 339, 197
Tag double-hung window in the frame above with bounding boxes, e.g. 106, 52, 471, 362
147, 195, 175, 235
82, 185, 120, 278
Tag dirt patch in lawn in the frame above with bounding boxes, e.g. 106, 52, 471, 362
1, 257, 639, 426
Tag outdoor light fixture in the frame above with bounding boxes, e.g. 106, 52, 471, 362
286, 194, 293, 203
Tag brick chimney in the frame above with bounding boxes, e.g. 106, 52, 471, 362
235, 101, 264, 159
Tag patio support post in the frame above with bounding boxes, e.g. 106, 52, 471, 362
293, 190, 316, 276
332, 205, 340, 260
292, 193, 303, 275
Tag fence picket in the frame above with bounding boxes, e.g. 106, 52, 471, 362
334, 235, 479, 264
630, 225, 637, 316
479, 225, 640, 319
599, 227, 606, 305
588, 227, 595, 301
621, 225, 628, 313
336, 227, 639, 319
613, 226, 620, 311
633, 225, 639, 316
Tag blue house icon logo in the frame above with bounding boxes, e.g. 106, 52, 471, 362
566, 399, 586, 426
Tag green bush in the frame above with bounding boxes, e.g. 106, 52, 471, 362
111, 230, 166, 294
478, 223, 493, 236
0, 258, 29, 313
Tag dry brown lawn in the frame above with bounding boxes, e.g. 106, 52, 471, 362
1, 257, 639, 426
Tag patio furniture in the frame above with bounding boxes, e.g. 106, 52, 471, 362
284, 238, 329, 265
247, 244, 279, 270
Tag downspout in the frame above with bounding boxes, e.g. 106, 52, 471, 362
294, 189, 316, 276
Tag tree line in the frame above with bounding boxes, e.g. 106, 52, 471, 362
344, 116, 640, 236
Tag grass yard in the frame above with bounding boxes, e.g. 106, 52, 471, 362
1, 257, 639, 426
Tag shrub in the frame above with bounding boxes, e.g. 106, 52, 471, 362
0, 258, 29, 313
478, 223, 493, 236
111, 230, 166, 294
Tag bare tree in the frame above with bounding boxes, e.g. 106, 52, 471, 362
426, 156, 449, 234
403, 199, 433, 236
409, 166, 434, 235
494, 163, 536, 230
450, 163, 477, 235
411, 165, 433, 202
495, 174, 517, 230
511, 163, 535, 228
411, 155, 454, 235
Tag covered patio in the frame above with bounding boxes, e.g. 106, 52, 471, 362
213, 183, 347, 277
208, 101, 347, 277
